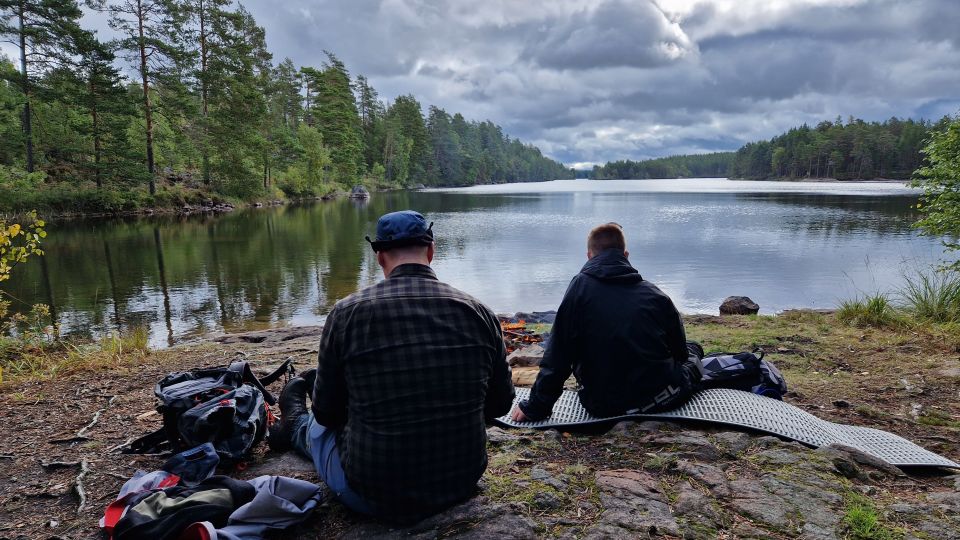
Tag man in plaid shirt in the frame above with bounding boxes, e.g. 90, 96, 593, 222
268, 210, 515, 523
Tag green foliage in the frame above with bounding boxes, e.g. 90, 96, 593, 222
0, 163, 45, 191
591, 152, 734, 180
0, 301, 56, 381
276, 124, 331, 197
912, 115, 960, 268
0, 0, 84, 172
304, 54, 363, 184
898, 268, 960, 323
386, 94, 430, 183
730, 117, 941, 180
0, 4, 572, 213
0, 210, 45, 281
836, 294, 902, 328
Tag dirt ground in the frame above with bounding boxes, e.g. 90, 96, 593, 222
0, 312, 957, 539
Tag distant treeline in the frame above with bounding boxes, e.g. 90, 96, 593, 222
589, 152, 734, 179
0, 0, 572, 213
590, 116, 952, 181
730, 116, 951, 180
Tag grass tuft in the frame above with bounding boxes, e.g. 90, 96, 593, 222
843, 494, 901, 540
899, 269, 960, 324
0, 326, 150, 384
836, 294, 902, 328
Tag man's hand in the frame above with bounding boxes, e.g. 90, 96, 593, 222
510, 406, 529, 422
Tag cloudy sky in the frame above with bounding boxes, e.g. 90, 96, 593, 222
7, 0, 960, 168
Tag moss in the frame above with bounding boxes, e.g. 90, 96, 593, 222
677, 518, 720, 539
564, 463, 590, 476
488, 451, 522, 469
917, 409, 960, 429
643, 452, 678, 472
855, 405, 890, 420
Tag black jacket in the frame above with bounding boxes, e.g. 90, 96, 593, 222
519, 249, 696, 420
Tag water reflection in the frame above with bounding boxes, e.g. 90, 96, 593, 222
0, 180, 952, 348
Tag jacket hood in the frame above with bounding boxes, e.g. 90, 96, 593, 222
580, 249, 643, 284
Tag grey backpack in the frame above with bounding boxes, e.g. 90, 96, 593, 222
126, 360, 293, 462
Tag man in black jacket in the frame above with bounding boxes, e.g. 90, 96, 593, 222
512, 222, 702, 422
269, 210, 515, 523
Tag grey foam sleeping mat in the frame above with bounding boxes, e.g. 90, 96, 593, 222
495, 387, 960, 469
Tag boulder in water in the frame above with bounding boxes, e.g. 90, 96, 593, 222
720, 296, 759, 315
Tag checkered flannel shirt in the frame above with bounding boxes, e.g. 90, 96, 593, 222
311, 263, 515, 522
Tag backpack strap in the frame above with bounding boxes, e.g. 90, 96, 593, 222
123, 426, 170, 455
258, 358, 295, 387
227, 359, 294, 406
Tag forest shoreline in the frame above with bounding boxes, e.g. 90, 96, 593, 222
2, 175, 917, 222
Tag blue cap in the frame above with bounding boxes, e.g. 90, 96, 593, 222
365, 210, 434, 252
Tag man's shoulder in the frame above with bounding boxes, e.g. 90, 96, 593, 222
334, 275, 493, 315
637, 279, 670, 299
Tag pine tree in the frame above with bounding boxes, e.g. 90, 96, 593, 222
0, 0, 83, 172
205, 5, 271, 196
97, 0, 187, 194
355, 74, 383, 171
386, 94, 429, 184
73, 32, 140, 187
427, 106, 460, 184
182, 0, 229, 184
303, 53, 362, 183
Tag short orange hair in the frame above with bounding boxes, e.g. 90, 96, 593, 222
587, 222, 626, 254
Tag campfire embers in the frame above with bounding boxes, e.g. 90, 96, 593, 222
499, 319, 544, 353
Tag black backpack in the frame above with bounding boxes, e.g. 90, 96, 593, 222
698, 350, 788, 399
125, 360, 294, 462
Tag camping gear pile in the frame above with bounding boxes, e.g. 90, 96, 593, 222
101, 443, 323, 540
102, 360, 323, 539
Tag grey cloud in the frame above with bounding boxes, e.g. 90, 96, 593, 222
56, 0, 956, 168
522, 0, 695, 69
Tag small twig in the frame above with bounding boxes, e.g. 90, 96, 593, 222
0, 454, 13, 460
41, 460, 81, 470
74, 459, 90, 515
103, 471, 128, 480
108, 437, 135, 453
76, 410, 103, 438
71, 394, 117, 440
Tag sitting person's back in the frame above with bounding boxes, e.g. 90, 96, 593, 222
270, 210, 514, 524
318, 263, 511, 520
514, 223, 701, 422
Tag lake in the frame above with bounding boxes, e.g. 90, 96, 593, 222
1, 178, 951, 348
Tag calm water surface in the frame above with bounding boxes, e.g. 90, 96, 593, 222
2, 178, 951, 348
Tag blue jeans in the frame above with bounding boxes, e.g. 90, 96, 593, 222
291, 414, 374, 515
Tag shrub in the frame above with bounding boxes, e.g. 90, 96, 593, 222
912, 115, 960, 271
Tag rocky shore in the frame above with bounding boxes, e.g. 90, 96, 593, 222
1, 311, 959, 539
